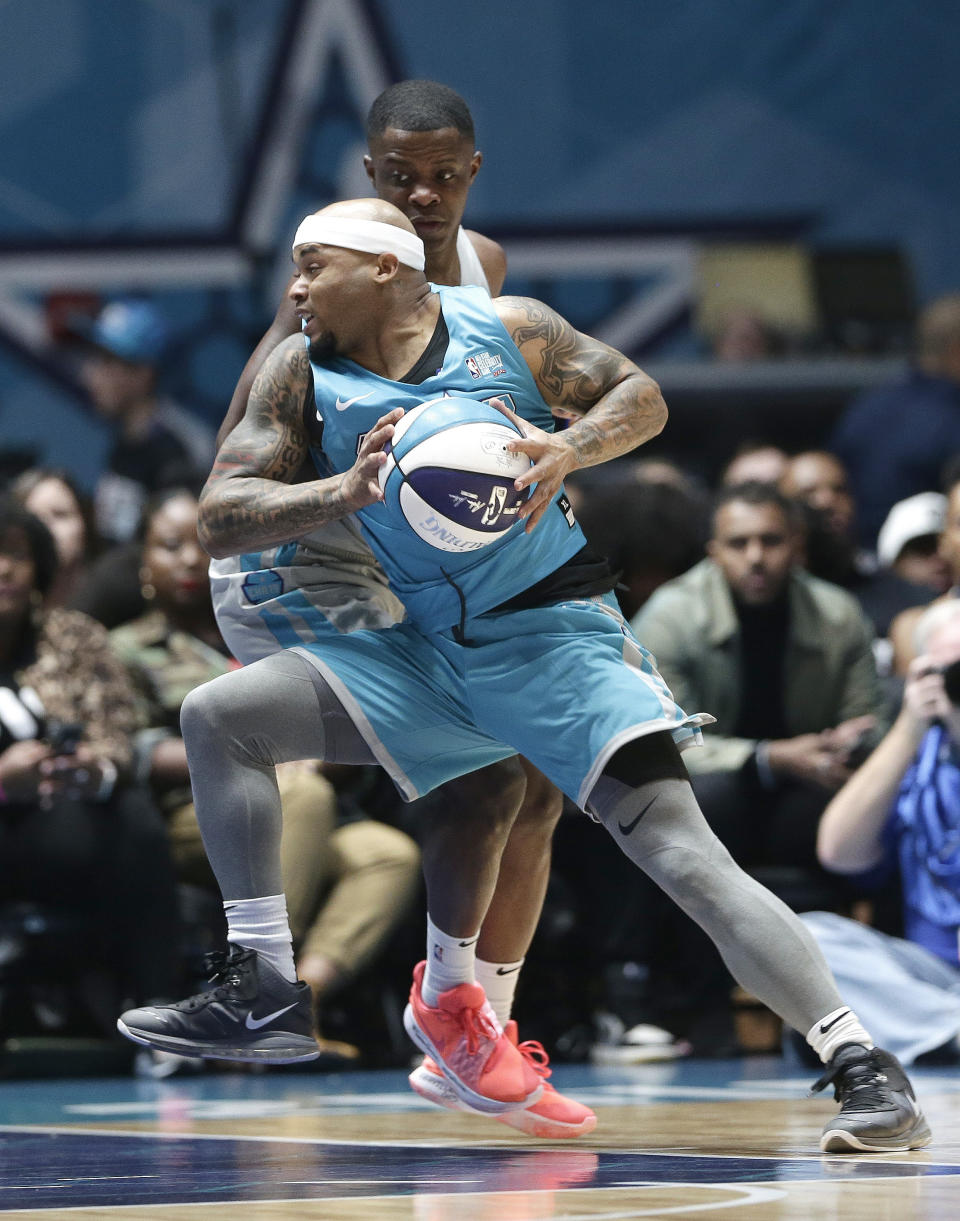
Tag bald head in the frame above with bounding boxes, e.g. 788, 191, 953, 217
315, 197, 417, 234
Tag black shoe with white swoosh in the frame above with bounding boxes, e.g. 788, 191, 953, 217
813, 1043, 931, 1152
117, 946, 319, 1064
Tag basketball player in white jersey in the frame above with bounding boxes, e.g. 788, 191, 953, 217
209, 81, 590, 1138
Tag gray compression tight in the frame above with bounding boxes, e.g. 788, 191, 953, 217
590, 773, 844, 1035
181, 649, 844, 1035
180, 650, 376, 900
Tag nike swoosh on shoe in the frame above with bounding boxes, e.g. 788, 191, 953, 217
245, 1003, 299, 1030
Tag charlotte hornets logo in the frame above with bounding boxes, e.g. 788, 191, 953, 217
241, 569, 284, 605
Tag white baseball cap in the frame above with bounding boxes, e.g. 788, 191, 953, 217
876, 492, 947, 567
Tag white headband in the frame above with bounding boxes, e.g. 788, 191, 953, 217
292, 215, 425, 271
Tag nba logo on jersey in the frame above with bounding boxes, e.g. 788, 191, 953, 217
465, 350, 507, 379
242, 570, 284, 605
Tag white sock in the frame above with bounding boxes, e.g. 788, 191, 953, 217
224, 894, 297, 983
422, 915, 478, 1008
475, 957, 523, 1028
806, 1007, 874, 1064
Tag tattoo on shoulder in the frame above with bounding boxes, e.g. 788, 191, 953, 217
209, 343, 311, 485
502, 297, 631, 412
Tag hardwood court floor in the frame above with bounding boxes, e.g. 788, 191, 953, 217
0, 1054, 958, 1218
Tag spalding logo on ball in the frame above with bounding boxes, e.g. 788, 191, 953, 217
377, 394, 532, 553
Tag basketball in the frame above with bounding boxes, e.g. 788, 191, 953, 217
377, 394, 532, 553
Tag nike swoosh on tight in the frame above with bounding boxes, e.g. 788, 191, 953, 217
819, 1009, 851, 1034
244, 1002, 298, 1030
496, 965, 522, 976
335, 392, 374, 411
459, 938, 479, 948
617, 795, 658, 836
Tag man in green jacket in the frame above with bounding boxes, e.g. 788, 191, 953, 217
630, 480, 887, 1039
632, 481, 884, 796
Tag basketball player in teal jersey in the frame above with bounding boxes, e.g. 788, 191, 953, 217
119, 199, 929, 1154
208, 81, 587, 1137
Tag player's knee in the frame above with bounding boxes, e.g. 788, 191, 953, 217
640, 835, 743, 925
513, 769, 564, 833
464, 756, 527, 828
180, 673, 239, 746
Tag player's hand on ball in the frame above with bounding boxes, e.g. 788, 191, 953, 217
490, 397, 578, 532
340, 407, 404, 511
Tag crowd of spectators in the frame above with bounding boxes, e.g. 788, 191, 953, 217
4, 289, 960, 1073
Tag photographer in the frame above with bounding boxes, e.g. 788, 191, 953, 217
803, 598, 960, 1065
0, 497, 182, 1037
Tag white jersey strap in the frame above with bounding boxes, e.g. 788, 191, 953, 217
455, 227, 491, 293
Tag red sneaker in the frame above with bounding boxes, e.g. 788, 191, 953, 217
408, 1023, 597, 1139
498, 1022, 597, 1138
403, 961, 542, 1114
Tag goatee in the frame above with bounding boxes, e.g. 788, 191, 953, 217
308, 332, 337, 362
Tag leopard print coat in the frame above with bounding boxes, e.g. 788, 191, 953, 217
15, 607, 136, 770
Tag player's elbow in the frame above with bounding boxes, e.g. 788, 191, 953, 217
644, 385, 664, 439
196, 497, 232, 559
197, 522, 229, 560
651, 389, 668, 437
637, 375, 668, 438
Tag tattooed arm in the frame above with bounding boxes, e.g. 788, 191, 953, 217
199, 335, 401, 558
493, 296, 668, 530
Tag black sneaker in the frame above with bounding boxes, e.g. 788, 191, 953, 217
117, 946, 319, 1064
812, 1042, 932, 1152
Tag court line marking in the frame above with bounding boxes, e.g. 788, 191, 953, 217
17, 1177, 958, 1218
0, 1123, 954, 1168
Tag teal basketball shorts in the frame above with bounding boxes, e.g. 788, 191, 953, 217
294, 591, 712, 810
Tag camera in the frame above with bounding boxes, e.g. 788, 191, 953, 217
45, 720, 84, 756
942, 659, 960, 706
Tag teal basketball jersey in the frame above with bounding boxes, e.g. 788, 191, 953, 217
305, 284, 585, 631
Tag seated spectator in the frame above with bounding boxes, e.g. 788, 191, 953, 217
0, 496, 182, 1039
109, 488, 420, 1059
780, 452, 937, 638
803, 598, 960, 1065
889, 467, 960, 675
629, 482, 887, 1040
576, 474, 708, 620
74, 298, 215, 544
13, 466, 161, 630
565, 454, 706, 518
877, 492, 950, 593
720, 441, 789, 488
830, 292, 960, 546
11, 468, 101, 610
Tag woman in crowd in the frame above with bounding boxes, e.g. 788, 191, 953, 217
12, 468, 100, 610
0, 496, 182, 1033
